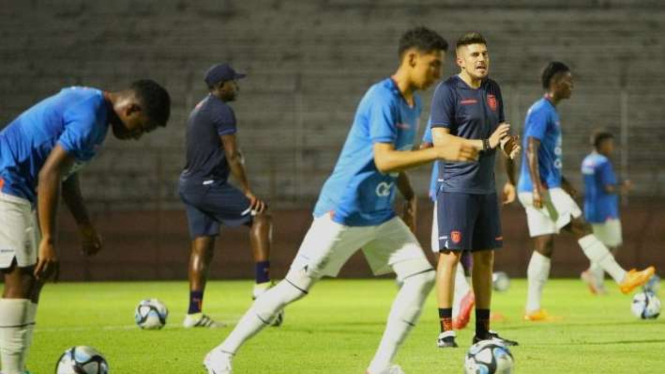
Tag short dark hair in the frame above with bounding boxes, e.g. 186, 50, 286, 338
456, 32, 487, 51
398, 27, 448, 58
541, 61, 570, 90
130, 79, 171, 127
591, 129, 614, 149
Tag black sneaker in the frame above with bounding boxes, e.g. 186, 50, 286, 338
472, 330, 519, 346
437, 331, 459, 348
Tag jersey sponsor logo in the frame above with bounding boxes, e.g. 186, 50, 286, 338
376, 182, 394, 197
451, 230, 462, 244
460, 99, 478, 105
487, 94, 498, 112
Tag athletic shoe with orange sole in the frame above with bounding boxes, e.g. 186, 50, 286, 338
619, 267, 656, 294
523, 309, 562, 322
452, 291, 475, 330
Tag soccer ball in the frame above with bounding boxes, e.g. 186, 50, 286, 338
643, 275, 661, 294
492, 272, 510, 292
464, 340, 514, 374
631, 291, 661, 319
134, 298, 169, 329
56, 346, 109, 374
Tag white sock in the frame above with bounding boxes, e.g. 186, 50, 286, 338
219, 276, 310, 354
368, 270, 435, 373
21, 303, 38, 370
0, 298, 31, 374
452, 265, 470, 318
578, 235, 626, 283
526, 252, 551, 313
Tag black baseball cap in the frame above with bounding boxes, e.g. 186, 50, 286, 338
204, 63, 246, 87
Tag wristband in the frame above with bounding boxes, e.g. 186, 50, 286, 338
483, 138, 491, 151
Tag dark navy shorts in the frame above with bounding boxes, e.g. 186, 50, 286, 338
436, 192, 502, 252
178, 179, 253, 238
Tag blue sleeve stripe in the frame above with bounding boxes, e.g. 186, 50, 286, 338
372, 136, 396, 143
218, 128, 237, 136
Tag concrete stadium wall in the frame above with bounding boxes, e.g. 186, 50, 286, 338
53, 198, 665, 281
2, 0, 665, 211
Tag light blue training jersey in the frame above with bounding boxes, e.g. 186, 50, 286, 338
581, 152, 619, 223
0, 87, 109, 203
313, 78, 422, 226
517, 97, 562, 192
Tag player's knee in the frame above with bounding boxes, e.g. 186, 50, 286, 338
253, 211, 272, 225
473, 250, 494, 269
192, 236, 215, 255
403, 268, 435, 294
254, 271, 314, 322
437, 250, 461, 269
2, 269, 36, 299
535, 236, 554, 257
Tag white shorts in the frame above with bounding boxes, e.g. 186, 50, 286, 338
0, 192, 39, 268
291, 214, 432, 280
591, 219, 623, 247
430, 200, 439, 253
518, 188, 582, 237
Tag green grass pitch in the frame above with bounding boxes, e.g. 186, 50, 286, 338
29, 279, 663, 373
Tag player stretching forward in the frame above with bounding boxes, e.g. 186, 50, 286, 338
421, 124, 476, 330
580, 130, 632, 294
517, 62, 655, 321
430, 32, 520, 348
179, 64, 279, 328
204, 27, 478, 374
0, 81, 170, 374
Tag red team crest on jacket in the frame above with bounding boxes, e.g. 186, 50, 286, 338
451, 230, 462, 244
487, 94, 497, 112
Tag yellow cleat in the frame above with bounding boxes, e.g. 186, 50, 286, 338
619, 266, 656, 294
523, 309, 561, 322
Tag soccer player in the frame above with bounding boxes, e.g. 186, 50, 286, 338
517, 62, 654, 321
430, 32, 520, 348
580, 130, 632, 294
0, 80, 170, 374
204, 27, 478, 374
421, 124, 475, 330
178, 63, 279, 329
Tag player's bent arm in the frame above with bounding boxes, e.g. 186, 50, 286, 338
396, 172, 417, 232
526, 137, 543, 192
432, 127, 483, 150
503, 153, 517, 186
373, 143, 441, 173
220, 134, 251, 193
62, 173, 93, 229
38, 144, 77, 244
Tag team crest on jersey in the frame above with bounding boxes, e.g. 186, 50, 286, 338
487, 94, 498, 112
451, 230, 462, 244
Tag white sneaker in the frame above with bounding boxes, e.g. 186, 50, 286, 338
183, 313, 224, 328
253, 282, 284, 327
203, 349, 233, 374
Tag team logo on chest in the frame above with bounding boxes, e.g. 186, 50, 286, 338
487, 94, 498, 112
451, 230, 462, 244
